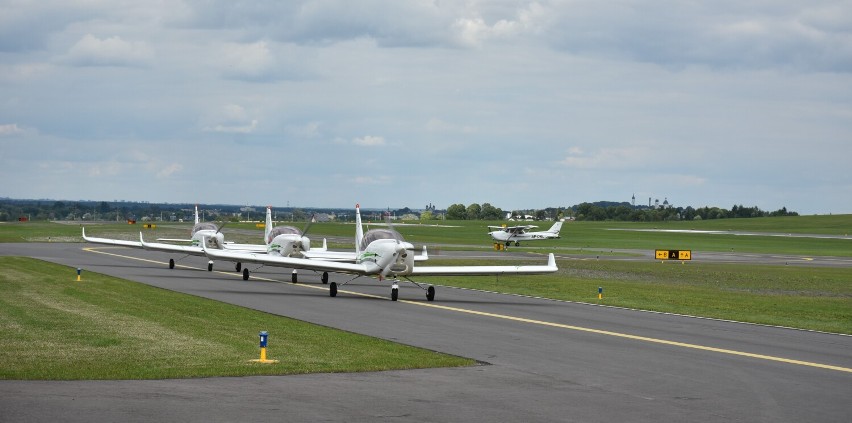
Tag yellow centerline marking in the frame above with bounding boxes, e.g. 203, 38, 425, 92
83, 246, 852, 374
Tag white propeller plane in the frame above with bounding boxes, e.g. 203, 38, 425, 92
83, 205, 324, 273
488, 221, 563, 247
202, 204, 558, 302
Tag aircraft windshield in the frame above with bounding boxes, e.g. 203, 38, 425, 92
267, 226, 301, 243
192, 222, 218, 233
359, 229, 405, 251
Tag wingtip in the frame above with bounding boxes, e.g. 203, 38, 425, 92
548, 253, 556, 268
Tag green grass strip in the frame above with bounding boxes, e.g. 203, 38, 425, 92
419, 258, 852, 335
0, 257, 473, 380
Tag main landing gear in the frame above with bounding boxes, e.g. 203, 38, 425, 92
328, 276, 436, 302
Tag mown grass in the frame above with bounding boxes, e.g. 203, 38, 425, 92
419, 257, 852, 334
4, 214, 851, 257
0, 257, 474, 380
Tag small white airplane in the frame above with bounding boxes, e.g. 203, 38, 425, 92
488, 221, 563, 247
83, 205, 323, 273
202, 204, 558, 302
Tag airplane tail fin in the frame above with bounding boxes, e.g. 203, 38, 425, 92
264, 206, 273, 244
194, 205, 200, 225
547, 221, 563, 234
355, 203, 364, 255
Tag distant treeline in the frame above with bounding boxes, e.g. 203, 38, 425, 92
0, 199, 354, 223
566, 202, 798, 222
0, 198, 797, 222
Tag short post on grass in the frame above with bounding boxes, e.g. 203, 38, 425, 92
251, 330, 279, 364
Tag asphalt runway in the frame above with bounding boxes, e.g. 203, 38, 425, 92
1, 243, 850, 422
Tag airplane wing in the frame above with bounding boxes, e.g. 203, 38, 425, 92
156, 238, 194, 243
408, 253, 557, 276
203, 245, 382, 275
301, 250, 358, 262
82, 228, 143, 248
140, 233, 205, 256
220, 242, 269, 253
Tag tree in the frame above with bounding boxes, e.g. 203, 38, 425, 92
480, 203, 503, 220
466, 203, 482, 220
446, 203, 467, 220
420, 210, 434, 221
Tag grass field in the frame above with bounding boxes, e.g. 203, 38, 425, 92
4, 214, 851, 257
0, 257, 473, 380
419, 259, 852, 334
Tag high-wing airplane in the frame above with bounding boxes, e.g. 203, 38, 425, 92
488, 221, 563, 247
202, 204, 558, 302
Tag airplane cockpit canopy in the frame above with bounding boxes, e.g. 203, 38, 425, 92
267, 226, 301, 243
360, 229, 405, 251
191, 222, 218, 233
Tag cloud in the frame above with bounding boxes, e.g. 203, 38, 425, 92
220, 41, 277, 82
201, 104, 260, 134
425, 118, 475, 134
559, 146, 652, 170
0, 124, 25, 136
63, 34, 154, 67
156, 163, 184, 178
353, 135, 385, 146
543, 2, 852, 72
353, 175, 390, 185
206, 120, 259, 134
452, 2, 548, 47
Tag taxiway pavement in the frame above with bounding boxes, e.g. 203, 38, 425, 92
1, 243, 850, 422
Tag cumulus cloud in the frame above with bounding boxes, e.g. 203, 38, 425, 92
543, 1, 852, 72
201, 104, 260, 134
560, 146, 652, 170
0, 124, 25, 136
353, 135, 385, 146
63, 34, 154, 67
452, 1, 548, 47
220, 41, 277, 81
156, 163, 184, 178
354, 175, 390, 185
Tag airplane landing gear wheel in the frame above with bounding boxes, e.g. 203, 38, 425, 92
321, 272, 329, 284
391, 287, 399, 301
515, 241, 520, 246
169, 258, 175, 269
207, 262, 213, 272
329, 282, 337, 297
291, 271, 298, 283
426, 285, 435, 302
242, 268, 250, 280
235, 262, 242, 272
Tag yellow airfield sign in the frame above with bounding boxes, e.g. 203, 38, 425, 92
655, 250, 692, 260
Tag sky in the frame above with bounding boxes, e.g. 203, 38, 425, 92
1, 1, 851, 215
